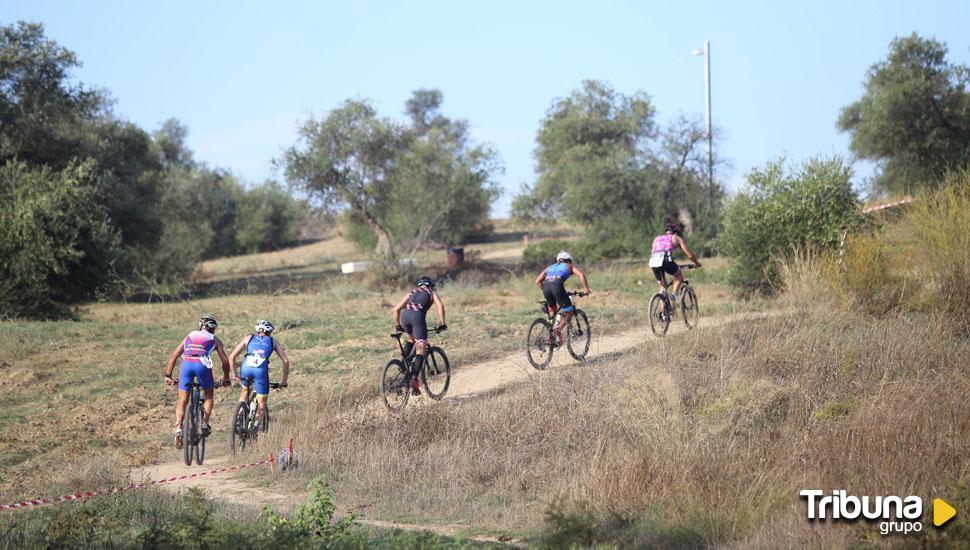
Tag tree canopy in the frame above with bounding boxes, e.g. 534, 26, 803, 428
838, 33, 970, 194
282, 90, 501, 258
1, 22, 305, 318
513, 80, 723, 256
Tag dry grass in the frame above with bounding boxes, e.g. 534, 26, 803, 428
257, 260, 970, 546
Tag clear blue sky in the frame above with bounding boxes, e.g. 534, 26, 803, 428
5, 0, 969, 214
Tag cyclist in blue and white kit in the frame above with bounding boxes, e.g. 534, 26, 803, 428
534, 251, 592, 344
164, 314, 231, 449
228, 320, 290, 429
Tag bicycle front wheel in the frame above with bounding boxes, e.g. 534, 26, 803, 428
566, 309, 591, 361
649, 294, 670, 337
230, 401, 248, 455
526, 318, 554, 370
381, 359, 410, 412
681, 286, 699, 329
421, 347, 451, 400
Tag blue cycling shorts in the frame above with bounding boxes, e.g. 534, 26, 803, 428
240, 365, 270, 396
179, 360, 214, 391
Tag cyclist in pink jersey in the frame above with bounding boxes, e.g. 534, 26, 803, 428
648, 223, 702, 314
163, 314, 231, 448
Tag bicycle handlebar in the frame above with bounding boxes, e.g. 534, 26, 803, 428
237, 376, 286, 389
390, 326, 447, 339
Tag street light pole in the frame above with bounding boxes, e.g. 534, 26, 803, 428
692, 41, 714, 215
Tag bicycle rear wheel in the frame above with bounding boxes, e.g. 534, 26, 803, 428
421, 347, 451, 400
182, 395, 196, 466
526, 318, 554, 370
230, 401, 248, 455
649, 294, 671, 336
381, 359, 410, 411
566, 309, 591, 361
681, 286, 699, 329
196, 426, 206, 465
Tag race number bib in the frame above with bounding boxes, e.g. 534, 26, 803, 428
199, 355, 214, 369
244, 354, 266, 368
648, 252, 666, 268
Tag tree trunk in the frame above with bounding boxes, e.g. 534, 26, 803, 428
355, 205, 394, 259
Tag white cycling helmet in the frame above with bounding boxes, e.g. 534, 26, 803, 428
255, 319, 275, 334
556, 250, 573, 263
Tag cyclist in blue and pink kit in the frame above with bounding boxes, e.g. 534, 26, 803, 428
164, 314, 231, 448
228, 319, 290, 429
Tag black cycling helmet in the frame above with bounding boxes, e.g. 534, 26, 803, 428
416, 276, 435, 289
199, 313, 218, 330
664, 222, 682, 235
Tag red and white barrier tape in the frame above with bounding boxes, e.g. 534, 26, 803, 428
0, 457, 271, 512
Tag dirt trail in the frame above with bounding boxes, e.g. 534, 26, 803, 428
134, 309, 765, 541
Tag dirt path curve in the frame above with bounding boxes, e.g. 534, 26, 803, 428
135, 309, 765, 542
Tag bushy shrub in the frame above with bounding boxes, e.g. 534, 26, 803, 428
1, 477, 358, 549
896, 173, 970, 334
842, 231, 911, 316
0, 160, 123, 319
722, 156, 861, 296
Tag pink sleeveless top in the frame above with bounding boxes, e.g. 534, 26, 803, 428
651, 234, 675, 255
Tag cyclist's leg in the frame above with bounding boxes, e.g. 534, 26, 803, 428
198, 367, 215, 433
403, 310, 429, 391
559, 307, 575, 333
670, 263, 684, 300
254, 394, 268, 423
173, 389, 188, 446
401, 311, 417, 358
251, 366, 270, 422
652, 267, 668, 312
542, 282, 559, 317
552, 282, 573, 338
174, 363, 196, 447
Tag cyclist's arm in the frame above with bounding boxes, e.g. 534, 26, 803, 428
165, 343, 184, 379
675, 236, 701, 267
572, 266, 592, 294
274, 340, 290, 386
214, 338, 231, 383
228, 337, 248, 379
392, 294, 409, 327
432, 291, 446, 326
534, 268, 547, 289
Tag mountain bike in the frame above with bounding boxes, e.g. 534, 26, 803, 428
380, 327, 450, 412
649, 264, 699, 336
525, 291, 590, 370
181, 378, 219, 466
229, 376, 283, 454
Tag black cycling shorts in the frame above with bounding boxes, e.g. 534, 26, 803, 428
542, 280, 574, 312
652, 259, 680, 282
401, 309, 429, 344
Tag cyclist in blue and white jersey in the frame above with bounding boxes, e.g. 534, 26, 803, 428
228, 319, 290, 428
